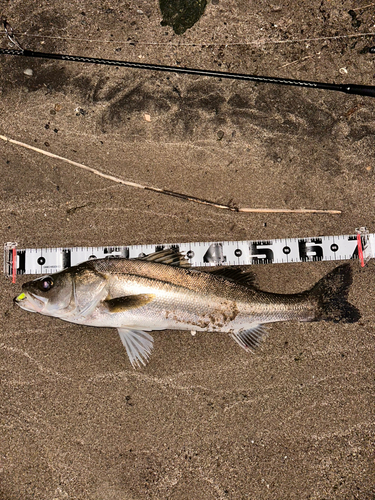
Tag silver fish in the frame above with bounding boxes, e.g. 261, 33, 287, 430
14, 250, 360, 368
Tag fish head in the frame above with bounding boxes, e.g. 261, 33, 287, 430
14, 271, 74, 316
14, 261, 107, 319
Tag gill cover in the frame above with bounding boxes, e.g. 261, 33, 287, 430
18, 261, 108, 319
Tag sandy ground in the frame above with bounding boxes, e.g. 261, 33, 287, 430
1, 1, 375, 499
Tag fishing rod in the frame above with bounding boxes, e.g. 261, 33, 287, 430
1, 47, 375, 98
1, 23, 375, 98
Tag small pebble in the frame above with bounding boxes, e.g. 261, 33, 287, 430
144, 114, 151, 122
23, 68, 33, 76
74, 107, 86, 116
339, 67, 348, 75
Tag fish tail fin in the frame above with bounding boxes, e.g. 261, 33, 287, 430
310, 264, 360, 323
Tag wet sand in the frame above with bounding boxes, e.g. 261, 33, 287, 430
1, 1, 374, 498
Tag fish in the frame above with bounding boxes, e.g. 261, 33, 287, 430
14, 250, 360, 368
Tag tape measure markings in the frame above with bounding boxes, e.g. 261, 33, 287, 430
4, 231, 373, 278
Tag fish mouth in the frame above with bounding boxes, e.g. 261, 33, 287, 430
14, 292, 26, 303
14, 292, 47, 313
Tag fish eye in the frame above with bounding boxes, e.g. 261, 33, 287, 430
40, 277, 53, 291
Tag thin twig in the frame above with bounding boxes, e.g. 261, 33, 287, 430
351, 2, 375, 11
279, 55, 314, 69
238, 207, 341, 214
0, 134, 341, 214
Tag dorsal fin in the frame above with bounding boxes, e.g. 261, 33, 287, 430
138, 249, 190, 267
208, 267, 258, 288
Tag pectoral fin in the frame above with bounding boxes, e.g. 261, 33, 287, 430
118, 328, 154, 368
230, 323, 267, 353
105, 294, 155, 312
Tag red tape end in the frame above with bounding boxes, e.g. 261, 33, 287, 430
356, 233, 365, 268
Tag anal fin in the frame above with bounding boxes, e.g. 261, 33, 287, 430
118, 328, 154, 368
230, 323, 267, 353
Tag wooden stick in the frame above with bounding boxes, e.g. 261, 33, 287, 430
238, 207, 341, 214
0, 134, 341, 214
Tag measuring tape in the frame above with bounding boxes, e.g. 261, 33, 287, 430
4, 228, 372, 282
